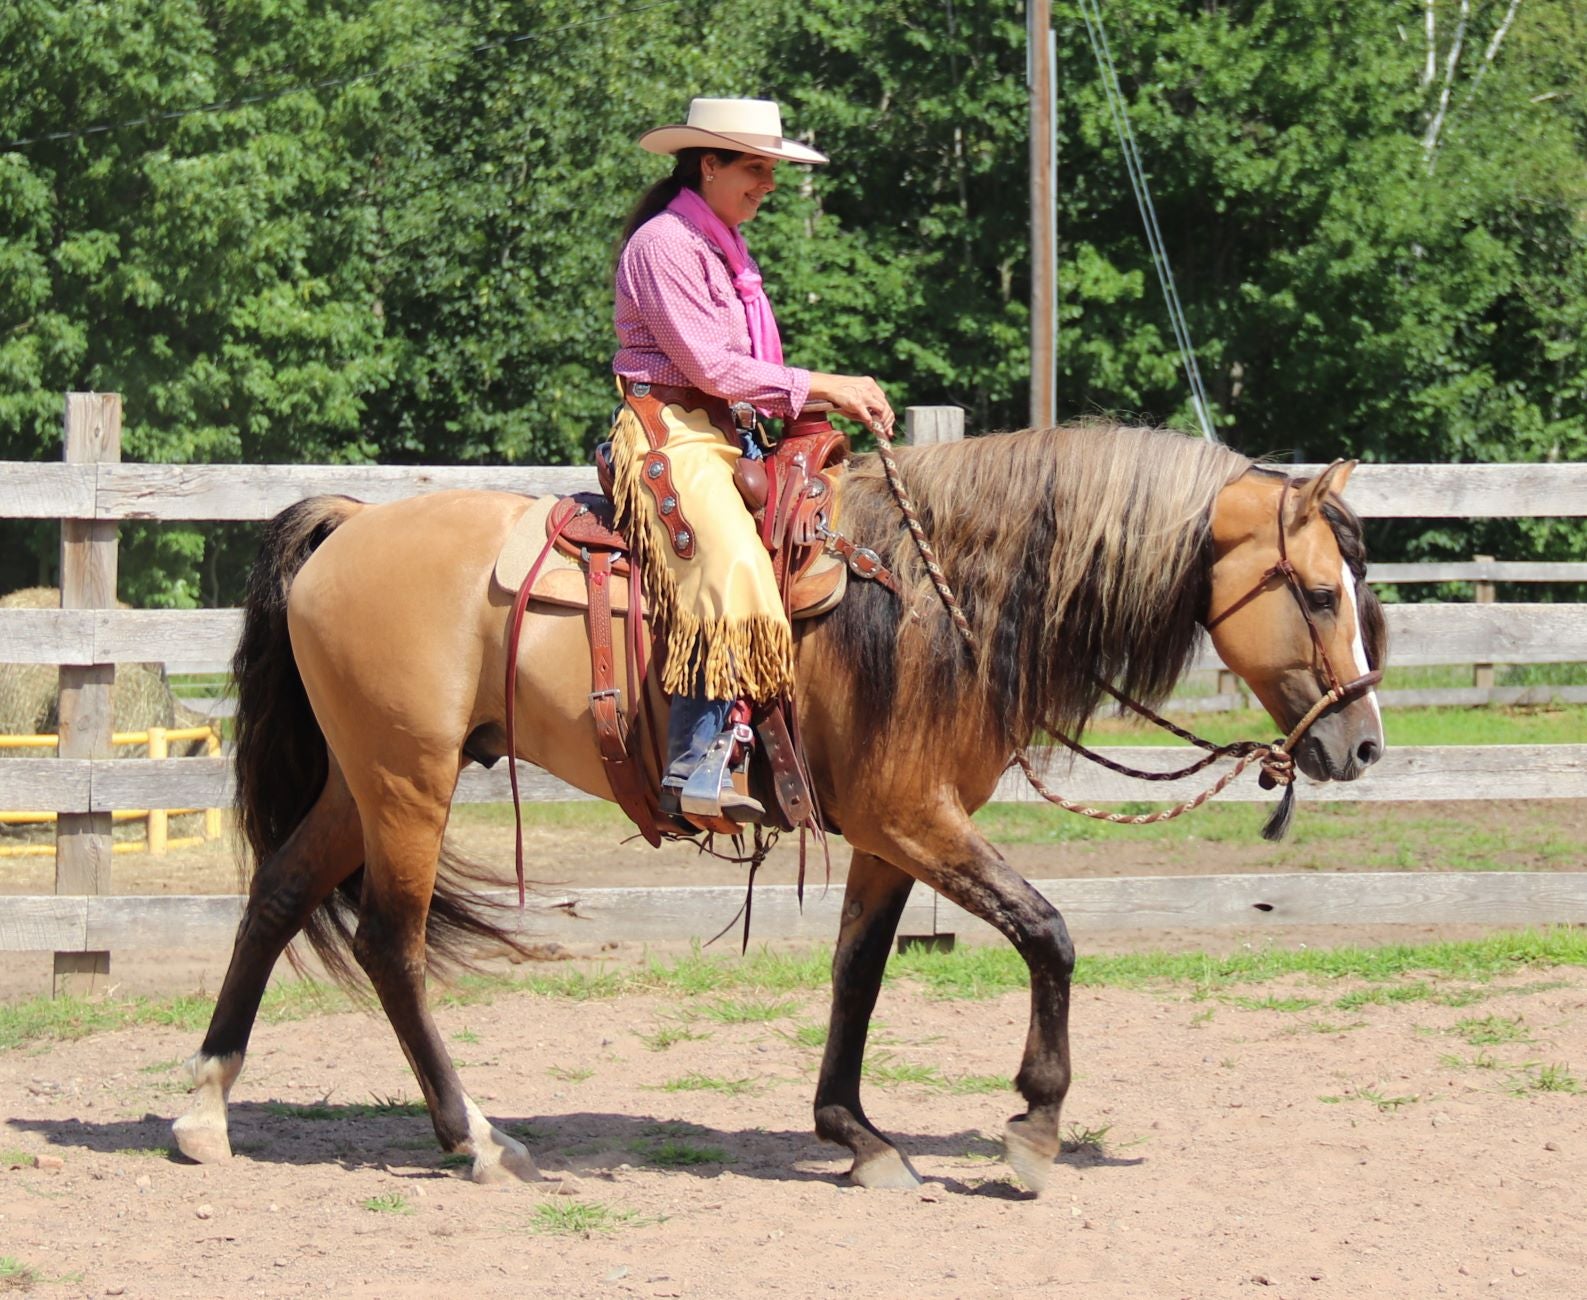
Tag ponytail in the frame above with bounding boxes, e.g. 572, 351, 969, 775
615, 147, 744, 253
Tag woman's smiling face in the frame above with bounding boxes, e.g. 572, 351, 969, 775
702, 153, 779, 228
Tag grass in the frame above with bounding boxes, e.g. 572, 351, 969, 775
5, 930, 1587, 1053
1355, 1086, 1420, 1112
862, 1054, 944, 1088
529, 1201, 636, 1236
1061, 1123, 1113, 1156
657, 1072, 761, 1096
1526, 1063, 1580, 1094
263, 1096, 427, 1121
0, 1257, 41, 1291
637, 1024, 711, 1051
696, 996, 799, 1024
546, 1064, 594, 1083
1454, 1014, 1533, 1046
362, 1192, 414, 1215
1, 1149, 33, 1168
634, 1139, 734, 1167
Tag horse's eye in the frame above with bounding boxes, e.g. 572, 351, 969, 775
1307, 587, 1337, 613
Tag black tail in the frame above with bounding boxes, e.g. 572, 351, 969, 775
232, 495, 542, 991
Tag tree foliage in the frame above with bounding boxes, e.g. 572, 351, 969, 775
1, 0, 1583, 603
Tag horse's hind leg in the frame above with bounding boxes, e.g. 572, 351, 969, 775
351, 787, 540, 1185
813, 850, 922, 1189
173, 763, 363, 1163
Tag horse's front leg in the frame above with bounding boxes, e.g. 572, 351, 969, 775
883, 822, 1076, 1195
813, 850, 920, 1188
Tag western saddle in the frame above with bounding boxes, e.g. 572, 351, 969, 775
497, 382, 896, 847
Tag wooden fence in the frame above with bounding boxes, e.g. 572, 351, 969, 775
3, 395, 1586, 993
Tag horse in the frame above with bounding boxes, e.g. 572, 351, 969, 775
171, 421, 1386, 1193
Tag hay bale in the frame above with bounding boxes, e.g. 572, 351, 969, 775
0, 586, 212, 749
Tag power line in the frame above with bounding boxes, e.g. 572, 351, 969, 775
1077, 0, 1218, 442
1, 1, 684, 153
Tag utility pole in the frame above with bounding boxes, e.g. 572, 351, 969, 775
1028, 0, 1057, 427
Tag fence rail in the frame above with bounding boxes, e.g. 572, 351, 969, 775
3, 396, 1585, 991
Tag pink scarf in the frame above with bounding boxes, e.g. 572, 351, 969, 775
667, 186, 784, 365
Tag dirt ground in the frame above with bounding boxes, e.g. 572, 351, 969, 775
1, 805, 1585, 1297
2, 957, 1584, 1299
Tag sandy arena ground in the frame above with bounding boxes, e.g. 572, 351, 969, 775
2, 808, 1584, 1298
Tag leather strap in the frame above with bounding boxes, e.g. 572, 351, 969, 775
585, 550, 661, 845
505, 507, 578, 904
820, 528, 900, 593
755, 704, 813, 828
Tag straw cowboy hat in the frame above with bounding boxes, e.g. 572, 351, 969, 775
638, 98, 828, 165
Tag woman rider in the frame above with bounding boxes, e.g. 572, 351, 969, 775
609, 97, 894, 823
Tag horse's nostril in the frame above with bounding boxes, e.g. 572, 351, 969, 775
1356, 738, 1382, 767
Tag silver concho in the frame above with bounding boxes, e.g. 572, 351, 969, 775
646, 460, 664, 480
660, 496, 676, 515
675, 529, 692, 548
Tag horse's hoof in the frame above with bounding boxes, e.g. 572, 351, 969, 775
171, 1114, 233, 1165
1003, 1116, 1059, 1195
472, 1146, 542, 1185
849, 1148, 922, 1190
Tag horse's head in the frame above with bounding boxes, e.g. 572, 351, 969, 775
1206, 462, 1386, 783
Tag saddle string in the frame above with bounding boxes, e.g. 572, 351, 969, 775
867, 435, 1371, 834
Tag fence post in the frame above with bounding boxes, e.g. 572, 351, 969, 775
903, 406, 965, 446
146, 727, 168, 855
1473, 554, 1495, 692
55, 392, 120, 996
897, 407, 964, 948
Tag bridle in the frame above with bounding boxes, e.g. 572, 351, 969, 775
866, 442, 1380, 838
1203, 476, 1382, 716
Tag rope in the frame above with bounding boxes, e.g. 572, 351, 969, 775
869, 427, 1301, 827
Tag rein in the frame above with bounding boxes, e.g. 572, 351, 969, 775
868, 435, 1379, 838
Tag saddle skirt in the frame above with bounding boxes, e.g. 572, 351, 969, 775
492, 486, 850, 619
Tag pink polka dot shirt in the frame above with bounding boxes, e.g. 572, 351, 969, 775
613, 208, 811, 418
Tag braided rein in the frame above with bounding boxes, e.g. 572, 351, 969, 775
867, 427, 1362, 829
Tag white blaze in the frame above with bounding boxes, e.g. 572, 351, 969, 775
1341, 571, 1382, 732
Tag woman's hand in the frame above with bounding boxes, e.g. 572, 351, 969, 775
807, 372, 895, 439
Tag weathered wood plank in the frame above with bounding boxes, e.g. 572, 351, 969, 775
91, 610, 243, 665
9, 744, 1578, 814
0, 897, 88, 953
6, 871, 1585, 952
4, 460, 1585, 524
1299, 463, 1587, 518
94, 464, 599, 521
0, 464, 95, 517
904, 407, 965, 446
937, 871, 1587, 938
0, 759, 92, 812
6, 603, 1581, 669
82, 894, 245, 950
88, 756, 232, 810
1377, 685, 1587, 709
1183, 604, 1587, 670
0, 609, 94, 664
991, 743, 1587, 804
1373, 561, 1587, 584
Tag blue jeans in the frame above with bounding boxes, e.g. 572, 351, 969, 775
663, 692, 731, 789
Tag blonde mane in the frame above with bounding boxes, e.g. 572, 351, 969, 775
826, 422, 1253, 750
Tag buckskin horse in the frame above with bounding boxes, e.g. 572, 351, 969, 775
171, 421, 1385, 1193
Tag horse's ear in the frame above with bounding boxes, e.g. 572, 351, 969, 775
1296, 459, 1356, 523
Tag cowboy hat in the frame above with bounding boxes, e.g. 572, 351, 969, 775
638, 98, 828, 165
